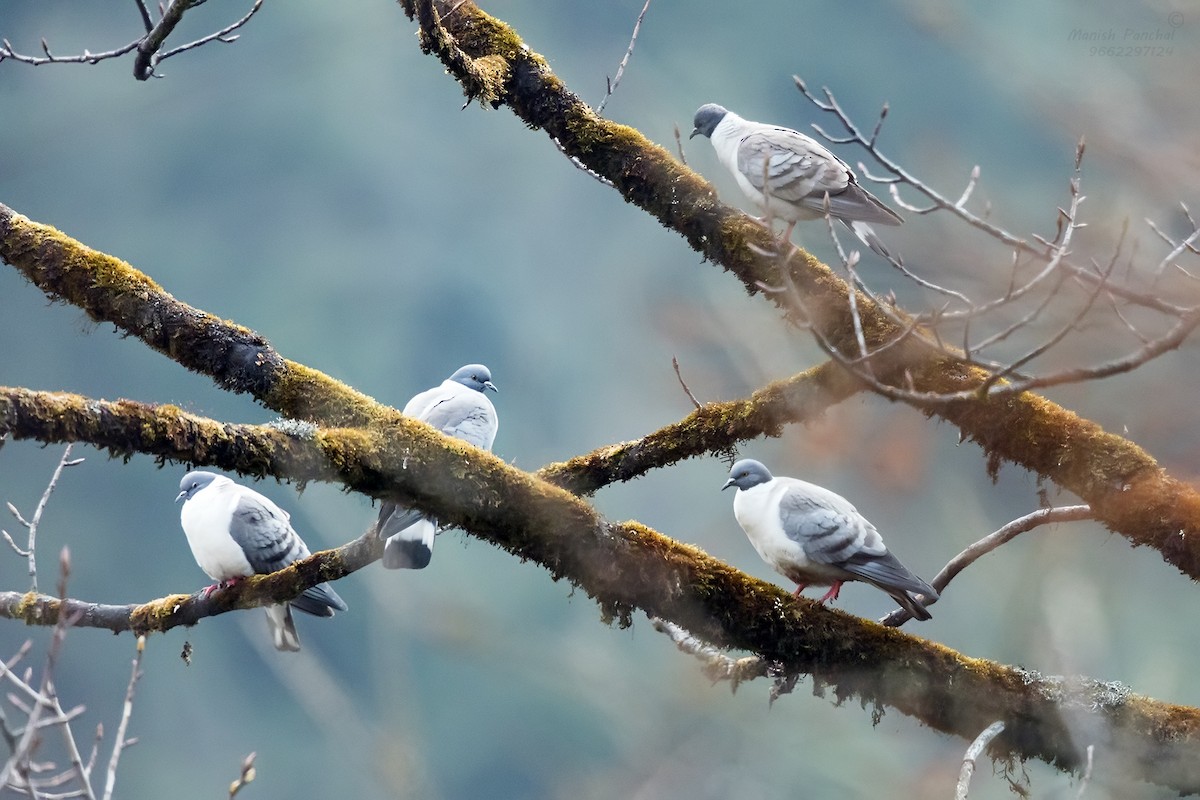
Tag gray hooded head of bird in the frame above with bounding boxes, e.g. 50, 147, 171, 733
176, 470, 219, 503
690, 103, 730, 140
722, 458, 773, 491
449, 363, 498, 394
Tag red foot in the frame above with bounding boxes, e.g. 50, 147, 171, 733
817, 582, 843, 603
201, 577, 242, 598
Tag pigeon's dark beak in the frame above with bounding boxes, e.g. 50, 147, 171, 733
688, 127, 701, 140
175, 490, 187, 504
721, 477, 736, 491
484, 381, 498, 393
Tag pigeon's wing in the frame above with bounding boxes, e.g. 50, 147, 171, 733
421, 391, 498, 450
776, 484, 871, 565
736, 129, 849, 204
737, 129, 901, 225
228, 493, 308, 575
402, 384, 445, 418
377, 379, 498, 571
229, 492, 346, 615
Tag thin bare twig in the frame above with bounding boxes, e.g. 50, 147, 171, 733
228, 752, 256, 798
133, 0, 154, 33
673, 122, 688, 166
101, 636, 145, 800
552, 137, 616, 186
154, 0, 265, 67
649, 618, 767, 689
0, 35, 142, 67
956, 721, 1006, 799
671, 357, 703, 410
1076, 744, 1095, 798
595, 0, 651, 115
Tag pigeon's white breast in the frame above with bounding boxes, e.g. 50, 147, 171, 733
733, 481, 809, 572
710, 118, 767, 208
180, 484, 254, 581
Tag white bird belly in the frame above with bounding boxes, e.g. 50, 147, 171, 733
181, 490, 254, 581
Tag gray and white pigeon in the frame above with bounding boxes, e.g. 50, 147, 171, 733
690, 103, 902, 257
377, 363, 499, 570
722, 458, 937, 620
176, 471, 347, 651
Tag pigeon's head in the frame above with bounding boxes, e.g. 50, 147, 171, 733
449, 364, 497, 394
690, 104, 729, 140
722, 458, 773, 491
176, 470, 220, 503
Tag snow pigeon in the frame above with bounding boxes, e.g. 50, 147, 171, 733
176, 471, 347, 651
690, 103, 902, 257
722, 458, 937, 620
377, 363, 499, 570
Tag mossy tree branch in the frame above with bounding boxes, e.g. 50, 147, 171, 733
0, 204, 381, 429
3, 385, 1200, 792
0, 202, 853, 500
396, 0, 1200, 580
535, 361, 861, 495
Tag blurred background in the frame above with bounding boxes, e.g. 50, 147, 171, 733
1, 0, 1198, 797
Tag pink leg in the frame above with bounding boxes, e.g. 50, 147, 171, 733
781, 221, 796, 241
817, 581, 843, 604
201, 577, 242, 598
791, 583, 808, 598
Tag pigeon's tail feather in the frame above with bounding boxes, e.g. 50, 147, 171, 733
830, 182, 903, 226
381, 518, 437, 570
889, 589, 934, 621
264, 604, 301, 652
843, 551, 937, 621
291, 582, 347, 616
377, 502, 426, 540
842, 220, 895, 261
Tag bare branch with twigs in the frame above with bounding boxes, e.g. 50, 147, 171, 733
0, 0, 264, 80
596, 0, 651, 116
2, 445, 84, 594
880, 504, 1093, 627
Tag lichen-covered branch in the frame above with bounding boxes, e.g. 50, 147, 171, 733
2, 387, 1200, 792
536, 362, 861, 495
0, 203, 390, 429
394, 0, 1200, 581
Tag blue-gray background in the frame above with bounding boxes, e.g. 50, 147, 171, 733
1, 1, 1197, 797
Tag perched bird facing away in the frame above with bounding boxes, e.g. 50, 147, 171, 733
176, 471, 348, 651
722, 459, 937, 620
690, 103, 902, 257
377, 363, 499, 570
